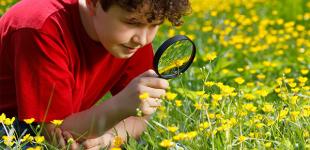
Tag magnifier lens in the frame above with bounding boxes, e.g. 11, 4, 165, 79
158, 40, 193, 76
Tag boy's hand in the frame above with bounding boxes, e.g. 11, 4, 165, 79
81, 132, 114, 150
119, 69, 169, 116
42, 123, 80, 150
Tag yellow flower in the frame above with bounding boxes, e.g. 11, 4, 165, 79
262, 103, 274, 113
157, 111, 167, 120
187, 131, 198, 139
67, 138, 74, 144
255, 89, 268, 97
204, 81, 215, 87
51, 120, 63, 126
173, 133, 187, 141
249, 132, 255, 138
290, 96, 299, 105
159, 139, 175, 148
194, 103, 202, 110
244, 93, 255, 100
199, 122, 210, 130
266, 119, 275, 126
278, 108, 289, 120
112, 136, 123, 148
167, 126, 179, 133
4, 117, 15, 126
26, 146, 42, 150
288, 82, 297, 88
195, 90, 205, 96
234, 77, 245, 84
284, 68, 291, 74
168, 29, 175, 37
247, 82, 255, 87
220, 85, 235, 96
238, 110, 248, 117
175, 100, 182, 107
187, 34, 196, 40
276, 77, 283, 85
298, 76, 308, 83
274, 87, 281, 93
21, 134, 34, 142
256, 74, 266, 80
302, 86, 310, 91
165, 92, 177, 100
212, 94, 223, 101
243, 103, 257, 112
265, 142, 272, 148
0, 113, 6, 122
209, 113, 215, 119
290, 111, 300, 121
303, 130, 309, 138
34, 136, 45, 144
2, 135, 15, 147
24, 118, 35, 124
238, 135, 247, 142
139, 92, 149, 100
203, 52, 217, 61
216, 114, 224, 119
237, 68, 244, 72
301, 68, 309, 75
255, 123, 265, 128
110, 148, 122, 150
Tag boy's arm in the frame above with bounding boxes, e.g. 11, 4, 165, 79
60, 92, 132, 139
82, 115, 151, 149
40, 94, 130, 149
43, 70, 167, 140
45, 115, 151, 149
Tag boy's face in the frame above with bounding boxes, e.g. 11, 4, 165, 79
91, 2, 161, 58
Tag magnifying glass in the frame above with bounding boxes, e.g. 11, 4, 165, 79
153, 35, 196, 79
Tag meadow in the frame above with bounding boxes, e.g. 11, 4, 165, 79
1, 0, 310, 149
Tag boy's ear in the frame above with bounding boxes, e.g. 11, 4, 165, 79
85, 0, 96, 16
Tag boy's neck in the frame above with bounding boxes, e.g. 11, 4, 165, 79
78, 0, 99, 41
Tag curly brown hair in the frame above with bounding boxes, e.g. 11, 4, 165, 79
91, 0, 191, 26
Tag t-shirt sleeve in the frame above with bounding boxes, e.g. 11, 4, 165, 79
110, 44, 154, 95
8, 29, 74, 122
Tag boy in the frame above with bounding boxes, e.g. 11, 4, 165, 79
0, 0, 190, 149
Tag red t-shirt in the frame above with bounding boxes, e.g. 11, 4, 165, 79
0, 0, 154, 122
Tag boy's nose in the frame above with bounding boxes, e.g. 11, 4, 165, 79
132, 28, 148, 47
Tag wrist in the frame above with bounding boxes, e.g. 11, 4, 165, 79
113, 91, 138, 117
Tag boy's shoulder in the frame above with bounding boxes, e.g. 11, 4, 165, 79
1, 0, 77, 31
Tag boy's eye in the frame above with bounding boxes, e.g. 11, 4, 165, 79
127, 22, 142, 25
124, 21, 143, 26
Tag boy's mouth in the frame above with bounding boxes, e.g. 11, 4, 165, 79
121, 44, 140, 54
121, 44, 139, 50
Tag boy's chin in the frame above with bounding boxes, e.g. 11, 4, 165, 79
111, 52, 135, 59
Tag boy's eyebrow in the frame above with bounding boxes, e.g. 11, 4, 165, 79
125, 17, 163, 25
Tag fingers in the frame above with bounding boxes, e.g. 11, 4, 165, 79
82, 137, 102, 149
141, 86, 166, 98
55, 128, 66, 148
85, 146, 102, 150
63, 131, 80, 150
139, 69, 158, 78
82, 133, 112, 150
145, 98, 162, 107
139, 77, 169, 89
140, 104, 157, 115
140, 98, 162, 115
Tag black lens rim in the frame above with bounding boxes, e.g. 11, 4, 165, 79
153, 35, 196, 79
